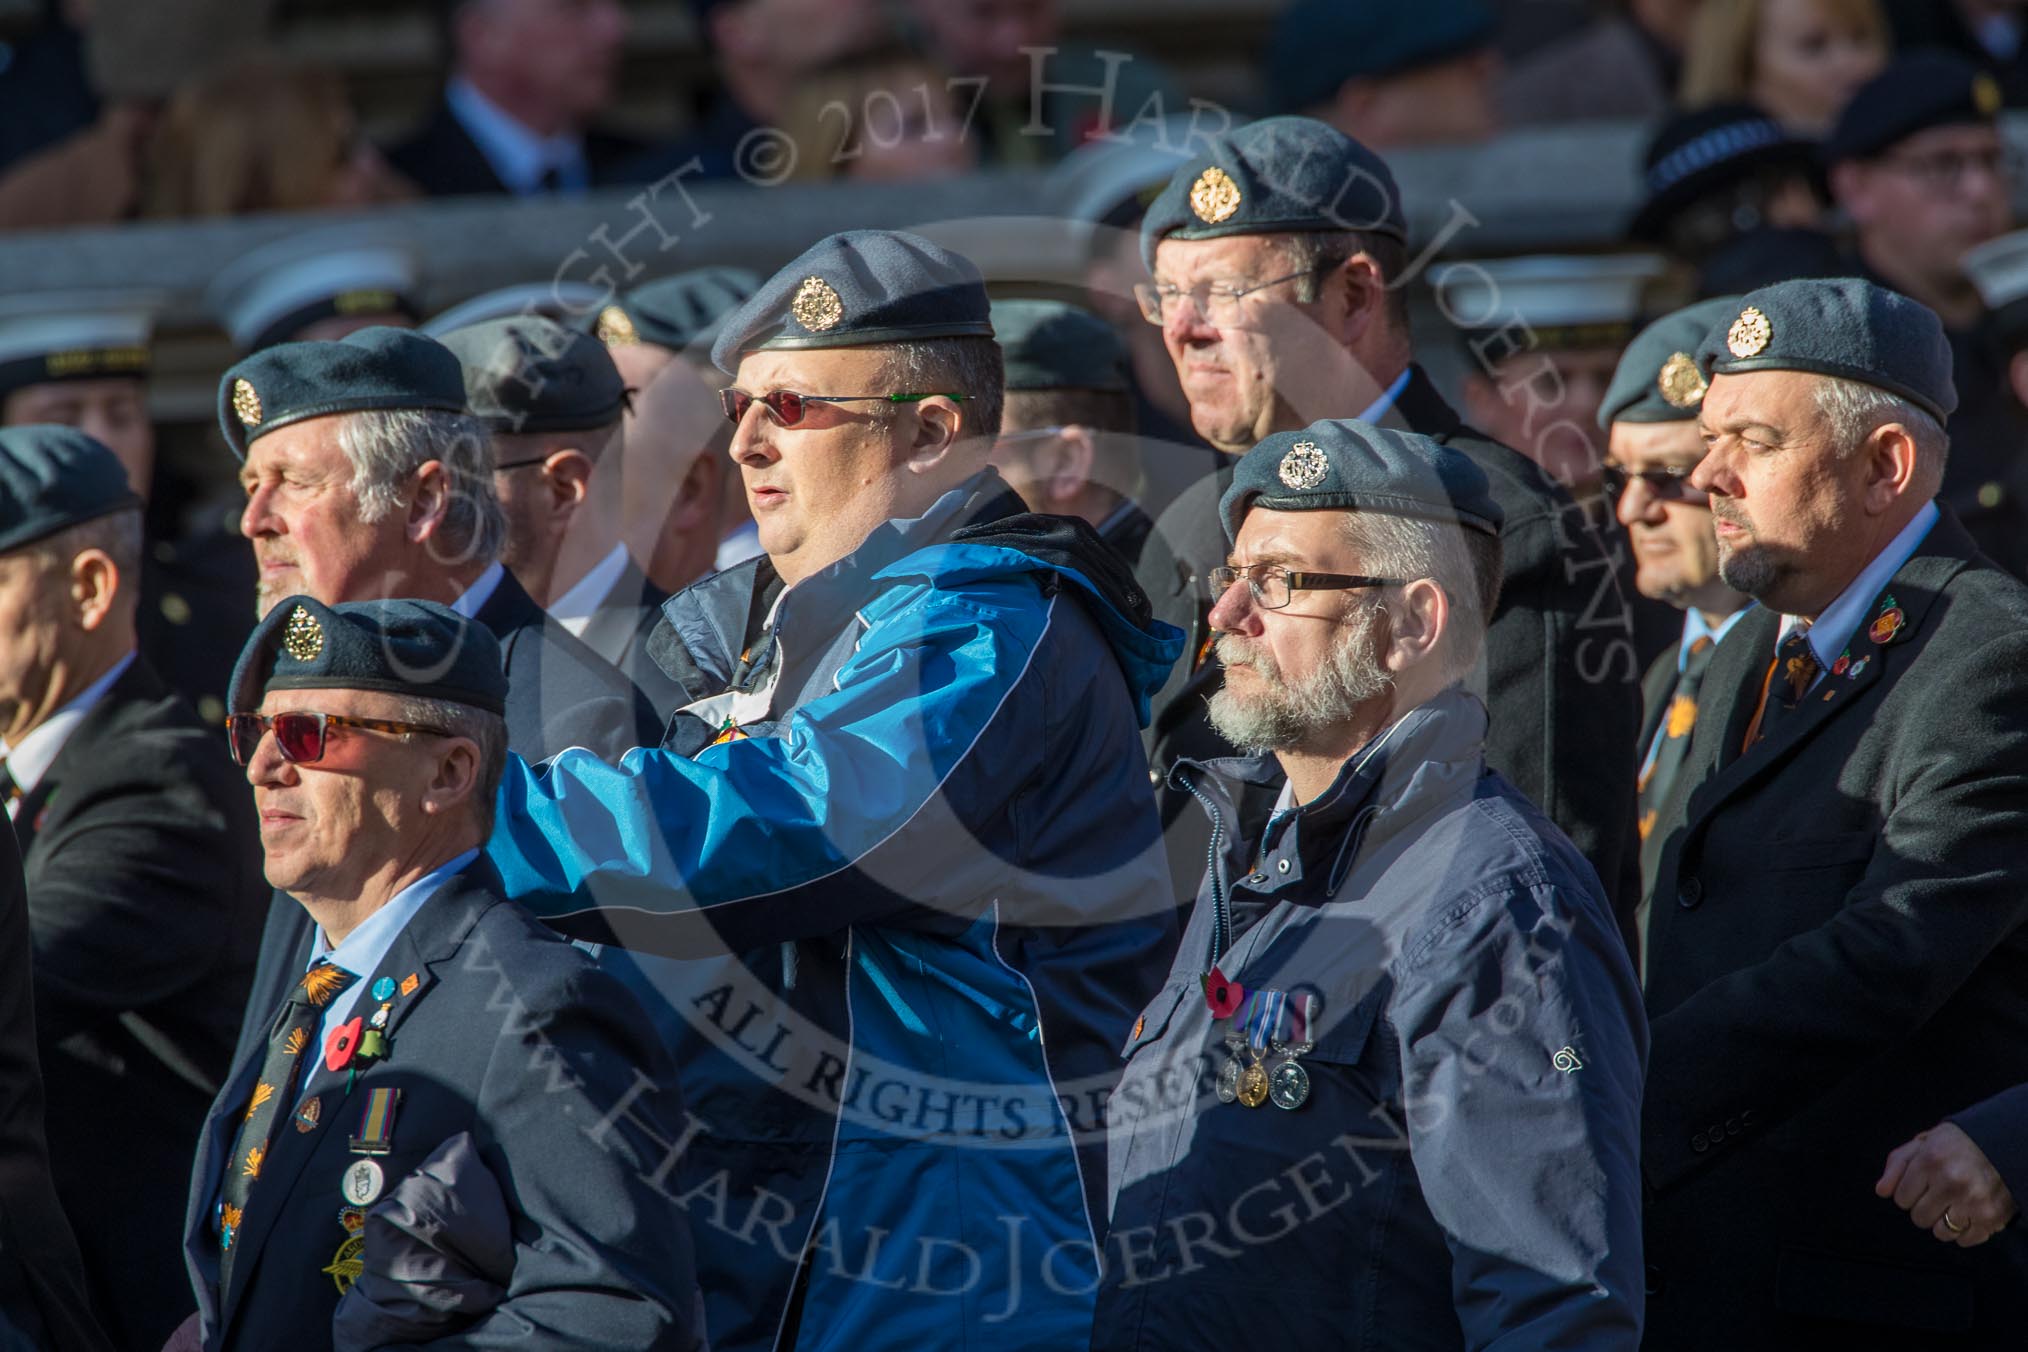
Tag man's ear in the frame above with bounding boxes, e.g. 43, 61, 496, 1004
2008, 349, 2028, 411
904, 397, 967, 471
71, 548, 120, 632
542, 449, 595, 514
1045, 425, 1098, 503
419, 736, 481, 818
1385, 578, 1449, 672
407, 460, 453, 543
1860, 422, 1922, 515
1331, 251, 1391, 350
671, 452, 722, 533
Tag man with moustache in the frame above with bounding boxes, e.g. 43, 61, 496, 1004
1597, 298, 1755, 916
1093, 419, 1646, 1351
1641, 278, 2028, 1347
1131, 116, 1642, 921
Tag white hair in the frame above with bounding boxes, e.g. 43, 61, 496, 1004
333, 408, 507, 567
1811, 375, 1948, 493
1339, 509, 1500, 685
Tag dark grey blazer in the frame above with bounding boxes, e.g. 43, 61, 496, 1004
183, 861, 699, 1351
16, 657, 264, 1351
574, 556, 683, 718
1643, 507, 2028, 1347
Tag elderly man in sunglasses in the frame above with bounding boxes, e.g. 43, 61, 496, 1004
1093, 418, 1646, 1352
481, 229, 1186, 1352
175, 595, 698, 1352
1597, 298, 1755, 925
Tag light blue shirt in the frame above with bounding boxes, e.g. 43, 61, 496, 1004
452, 560, 505, 620
1780, 500, 1939, 689
302, 848, 477, 1093
445, 77, 587, 195
1364, 366, 1412, 422
1640, 606, 1754, 777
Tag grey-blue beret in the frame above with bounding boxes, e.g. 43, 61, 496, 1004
1139, 117, 1406, 270
594, 266, 760, 354
230, 594, 507, 717
1694, 277, 1957, 422
1599, 296, 1744, 427
710, 230, 994, 374
439, 316, 628, 434
1267, 0, 1495, 114
1220, 419, 1503, 542
990, 299, 1129, 392
218, 327, 468, 460
0, 424, 141, 555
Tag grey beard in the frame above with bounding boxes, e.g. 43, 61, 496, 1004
1207, 613, 1394, 754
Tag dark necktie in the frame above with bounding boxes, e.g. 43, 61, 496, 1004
535, 164, 564, 195
1741, 625, 1821, 753
216, 959, 356, 1286
0, 761, 18, 811
1638, 634, 1717, 846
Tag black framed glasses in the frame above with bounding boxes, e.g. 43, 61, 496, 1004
1208, 563, 1404, 610
1133, 265, 1324, 326
1601, 463, 1708, 504
227, 711, 454, 767
718, 388, 969, 427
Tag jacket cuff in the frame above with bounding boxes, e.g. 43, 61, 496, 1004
1948, 1083, 2028, 1205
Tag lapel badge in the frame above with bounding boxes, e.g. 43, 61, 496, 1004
1656, 352, 1706, 408
324, 1016, 364, 1073
1867, 606, 1904, 646
282, 605, 324, 662
1278, 439, 1329, 490
1727, 306, 1772, 358
595, 304, 638, 346
231, 378, 263, 428
1552, 1046, 1584, 1073
1976, 72, 2004, 117
790, 276, 844, 332
1189, 166, 1242, 224
323, 1232, 366, 1295
398, 972, 420, 997
1831, 651, 1850, 677
370, 976, 396, 1002
294, 1096, 322, 1133
1848, 655, 1870, 679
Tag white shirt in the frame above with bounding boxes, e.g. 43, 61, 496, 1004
302, 848, 477, 1094
452, 560, 506, 620
1777, 500, 1938, 689
1640, 607, 1753, 776
444, 77, 587, 196
2, 650, 136, 818
547, 543, 631, 640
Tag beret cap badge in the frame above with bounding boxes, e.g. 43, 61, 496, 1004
595, 305, 638, 346
1727, 306, 1772, 359
231, 378, 263, 428
1189, 167, 1242, 225
790, 276, 845, 333
1657, 351, 1707, 408
1975, 72, 2004, 118
282, 605, 324, 663
1278, 439, 1330, 490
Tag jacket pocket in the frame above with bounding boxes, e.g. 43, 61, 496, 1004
1761, 832, 1874, 872
1121, 981, 1194, 1059
1301, 984, 1386, 1067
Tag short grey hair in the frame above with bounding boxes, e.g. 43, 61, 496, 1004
1341, 509, 1501, 684
34, 506, 144, 580
878, 336, 1006, 443
1812, 375, 1949, 493
334, 409, 507, 569
391, 695, 508, 835
1272, 230, 1410, 325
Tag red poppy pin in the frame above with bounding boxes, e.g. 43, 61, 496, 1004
1201, 966, 1245, 1020
1831, 652, 1850, 677
324, 1016, 364, 1073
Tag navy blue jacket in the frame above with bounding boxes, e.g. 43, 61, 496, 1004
182, 860, 700, 1351
1095, 689, 1647, 1351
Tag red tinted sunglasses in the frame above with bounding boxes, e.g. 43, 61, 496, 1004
227, 711, 452, 767
718, 387, 966, 426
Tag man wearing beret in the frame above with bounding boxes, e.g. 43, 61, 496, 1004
220, 326, 648, 1076
1262, 0, 1498, 148
1596, 300, 1755, 915
595, 268, 760, 583
484, 229, 1185, 1351
1133, 116, 1643, 923
1826, 51, 2026, 571
0, 426, 263, 1348
441, 314, 678, 721
987, 298, 1153, 563
1094, 418, 1646, 1350
176, 596, 698, 1352
1640, 278, 2028, 1345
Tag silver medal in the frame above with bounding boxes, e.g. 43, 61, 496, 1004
1214, 1033, 1245, 1103
1269, 1058, 1311, 1110
340, 1157, 385, 1207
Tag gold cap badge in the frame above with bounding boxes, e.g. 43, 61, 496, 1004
1726, 306, 1771, 359
282, 605, 323, 662
1657, 351, 1707, 408
790, 276, 844, 332
231, 378, 263, 428
1278, 439, 1329, 490
1189, 167, 1242, 225
1975, 73, 2003, 118
595, 304, 638, 346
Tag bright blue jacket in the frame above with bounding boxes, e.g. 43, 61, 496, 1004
487, 477, 1185, 1351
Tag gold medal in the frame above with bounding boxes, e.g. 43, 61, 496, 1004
1237, 1059, 1270, 1108
322, 1234, 365, 1294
